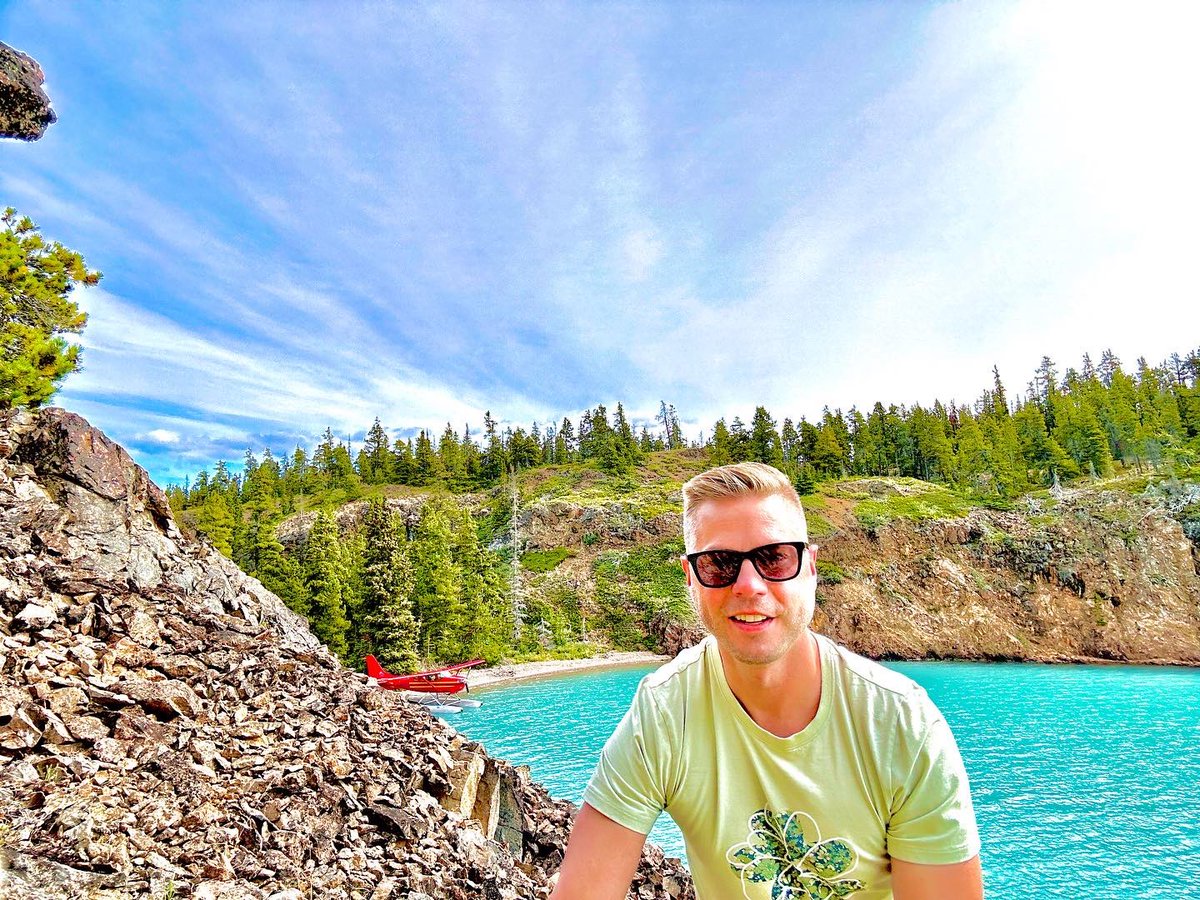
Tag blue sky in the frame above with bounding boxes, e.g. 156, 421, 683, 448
3, 1, 1198, 485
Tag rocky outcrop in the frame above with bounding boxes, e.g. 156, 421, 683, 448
519, 500, 679, 551
811, 488, 1200, 664
0, 43, 56, 141
0, 408, 694, 899
273, 498, 428, 550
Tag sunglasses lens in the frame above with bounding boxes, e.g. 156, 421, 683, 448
752, 543, 801, 580
693, 550, 742, 588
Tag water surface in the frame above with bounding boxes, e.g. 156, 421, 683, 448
456, 658, 1200, 898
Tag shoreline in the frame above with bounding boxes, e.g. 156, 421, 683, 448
465, 647, 1197, 690
470, 651, 669, 688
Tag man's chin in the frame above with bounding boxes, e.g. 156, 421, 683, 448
709, 619, 813, 668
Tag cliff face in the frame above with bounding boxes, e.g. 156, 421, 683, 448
803, 483, 1200, 664
277, 473, 1200, 665
0, 409, 693, 900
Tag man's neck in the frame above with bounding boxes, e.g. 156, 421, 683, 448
719, 630, 823, 739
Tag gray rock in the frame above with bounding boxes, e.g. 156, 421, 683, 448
0, 42, 56, 140
14, 602, 54, 629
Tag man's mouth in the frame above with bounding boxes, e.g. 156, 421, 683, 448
730, 613, 771, 624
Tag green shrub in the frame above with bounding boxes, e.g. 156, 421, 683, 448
520, 547, 573, 572
815, 559, 847, 584
805, 510, 835, 538
592, 539, 692, 649
852, 482, 973, 529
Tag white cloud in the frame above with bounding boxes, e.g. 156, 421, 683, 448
145, 429, 180, 445
622, 229, 664, 282
12, 0, 1200, 481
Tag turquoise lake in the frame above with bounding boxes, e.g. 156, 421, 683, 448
454, 658, 1200, 898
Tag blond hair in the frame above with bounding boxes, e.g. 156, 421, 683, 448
681, 462, 805, 548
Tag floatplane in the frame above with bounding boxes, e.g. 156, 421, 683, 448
365, 654, 486, 714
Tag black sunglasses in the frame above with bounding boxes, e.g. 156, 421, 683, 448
685, 541, 808, 589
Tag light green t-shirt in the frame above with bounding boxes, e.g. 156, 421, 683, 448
584, 634, 980, 899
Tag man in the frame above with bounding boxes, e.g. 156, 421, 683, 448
551, 462, 982, 899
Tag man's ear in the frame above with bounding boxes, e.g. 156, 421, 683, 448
680, 555, 693, 587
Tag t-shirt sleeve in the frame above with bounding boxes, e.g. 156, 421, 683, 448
582, 683, 670, 836
885, 712, 981, 865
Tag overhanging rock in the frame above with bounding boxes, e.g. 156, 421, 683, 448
0, 42, 56, 141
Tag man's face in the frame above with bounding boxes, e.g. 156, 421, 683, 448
682, 493, 815, 669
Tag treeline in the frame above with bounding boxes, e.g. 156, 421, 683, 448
168, 401, 681, 519
169, 348, 1199, 518
167, 348, 1199, 670
716, 351, 1200, 497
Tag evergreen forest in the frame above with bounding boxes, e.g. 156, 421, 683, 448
165, 349, 1200, 673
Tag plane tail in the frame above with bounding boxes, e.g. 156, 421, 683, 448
365, 654, 389, 679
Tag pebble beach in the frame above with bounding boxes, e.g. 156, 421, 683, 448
470, 651, 669, 688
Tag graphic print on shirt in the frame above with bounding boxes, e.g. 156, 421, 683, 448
727, 809, 866, 899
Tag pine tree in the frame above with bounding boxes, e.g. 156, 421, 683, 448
439, 423, 464, 486
481, 411, 507, 483
749, 406, 784, 466
254, 509, 307, 616
304, 510, 351, 659
1013, 403, 1078, 484
668, 405, 684, 450
613, 402, 641, 465
1, 209, 102, 408
191, 491, 235, 557
392, 438, 416, 484
990, 365, 1010, 418
1098, 349, 1121, 387
728, 417, 751, 462
1054, 398, 1113, 477
313, 428, 338, 484
449, 506, 508, 661
811, 426, 846, 477
710, 418, 732, 466
360, 499, 420, 672
409, 499, 464, 661
911, 405, 952, 482
799, 419, 820, 468
557, 417, 576, 462
781, 418, 800, 468
460, 425, 482, 485
413, 429, 444, 485
982, 413, 1025, 496
363, 418, 392, 483
953, 409, 989, 489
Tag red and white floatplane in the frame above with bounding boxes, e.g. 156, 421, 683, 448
365, 654, 486, 714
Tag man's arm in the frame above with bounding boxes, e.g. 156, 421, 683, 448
550, 803, 647, 900
892, 855, 984, 900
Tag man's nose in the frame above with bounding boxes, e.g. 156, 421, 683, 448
731, 557, 767, 594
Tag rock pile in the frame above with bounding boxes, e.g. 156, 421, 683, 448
0, 409, 694, 899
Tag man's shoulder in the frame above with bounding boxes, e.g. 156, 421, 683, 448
819, 634, 931, 706
640, 636, 714, 696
